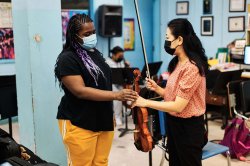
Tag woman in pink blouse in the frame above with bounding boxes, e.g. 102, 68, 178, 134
132, 19, 209, 166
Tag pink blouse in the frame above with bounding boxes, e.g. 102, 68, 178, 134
164, 61, 206, 118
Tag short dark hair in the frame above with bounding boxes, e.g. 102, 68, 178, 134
111, 46, 124, 55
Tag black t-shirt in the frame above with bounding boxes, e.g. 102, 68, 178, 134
55, 48, 114, 132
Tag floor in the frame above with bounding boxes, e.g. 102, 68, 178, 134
1, 116, 250, 166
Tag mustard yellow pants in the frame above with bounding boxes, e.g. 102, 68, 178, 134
58, 120, 114, 166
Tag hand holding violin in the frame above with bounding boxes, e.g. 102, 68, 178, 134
115, 89, 138, 102
131, 96, 147, 108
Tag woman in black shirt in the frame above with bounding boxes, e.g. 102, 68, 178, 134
54, 14, 137, 166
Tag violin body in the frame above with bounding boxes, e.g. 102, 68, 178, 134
133, 107, 154, 152
132, 69, 154, 152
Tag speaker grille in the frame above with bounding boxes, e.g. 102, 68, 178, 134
104, 15, 122, 36
98, 5, 123, 37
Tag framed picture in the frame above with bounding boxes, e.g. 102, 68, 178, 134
176, 1, 189, 15
124, 18, 135, 51
203, 0, 212, 14
228, 16, 245, 32
201, 16, 213, 36
229, 0, 246, 12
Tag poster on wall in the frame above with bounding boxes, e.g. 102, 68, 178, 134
0, 2, 14, 64
61, 9, 88, 45
124, 18, 135, 51
0, 28, 14, 60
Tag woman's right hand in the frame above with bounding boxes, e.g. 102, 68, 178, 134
146, 78, 159, 92
115, 89, 138, 102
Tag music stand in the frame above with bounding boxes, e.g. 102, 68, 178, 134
111, 68, 138, 137
111, 67, 138, 85
141, 61, 163, 78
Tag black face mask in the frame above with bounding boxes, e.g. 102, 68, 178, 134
116, 57, 124, 63
164, 39, 177, 55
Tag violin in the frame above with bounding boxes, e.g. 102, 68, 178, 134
132, 69, 153, 152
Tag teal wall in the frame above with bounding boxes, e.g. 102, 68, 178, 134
157, 0, 250, 73
12, 0, 66, 164
0, 63, 15, 75
153, 0, 161, 62
123, 0, 154, 70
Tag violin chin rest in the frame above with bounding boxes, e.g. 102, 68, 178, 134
134, 140, 153, 152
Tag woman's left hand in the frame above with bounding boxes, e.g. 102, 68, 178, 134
131, 96, 148, 108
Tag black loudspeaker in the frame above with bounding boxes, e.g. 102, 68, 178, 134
98, 5, 122, 37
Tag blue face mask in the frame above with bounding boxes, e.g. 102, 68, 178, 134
78, 34, 97, 50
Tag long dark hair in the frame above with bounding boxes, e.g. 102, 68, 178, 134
55, 14, 105, 86
167, 19, 208, 76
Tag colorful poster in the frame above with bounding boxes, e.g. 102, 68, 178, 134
0, 28, 15, 61
61, 9, 88, 44
0, 3, 14, 64
124, 18, 135, 51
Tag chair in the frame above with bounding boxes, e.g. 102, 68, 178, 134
227, 80, 243, 118
159, 141, 231, 165
240, 80, 250, 116
206, 69, 242, 129
228, 80, 250, 117
157, 113, 231, 165
202, 142, 231, 166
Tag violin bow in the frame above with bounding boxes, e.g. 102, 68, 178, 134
134, 0, 151, 79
